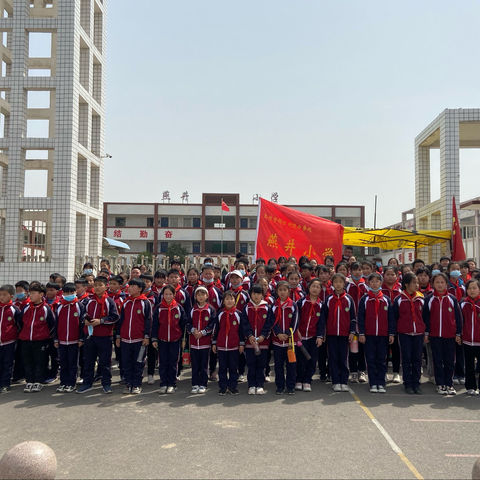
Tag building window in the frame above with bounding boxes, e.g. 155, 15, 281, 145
115, 217, 126, 227
249, 218, 257, 228
20, 209, 51, 262
160, 217, 168, 228
193, 217, 201, 228
240, 218, 248, 229
183, 217, 192, 228
240, 242, 248, 254
146, 242, 153, 253
204, 241, 235, 254
192, 242, 201, 254
169, 217, 179, 228
147, 217, 154, 227
159, 241, 168, 253
205, 216, 235, 228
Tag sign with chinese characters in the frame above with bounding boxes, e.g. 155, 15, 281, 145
255, 198, 344, 263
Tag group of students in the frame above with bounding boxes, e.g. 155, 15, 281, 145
0, 252, 479, 398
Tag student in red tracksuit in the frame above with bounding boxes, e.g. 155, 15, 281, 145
12, 280, 30, 383
54, 283, 85, 393
184, 267, 201, 302
423, 272, 462, 395
19, 283, 55, 393
115, 278, 151, 394
160, 269, 191, 313
211, 290, 245, 395
317, 273, 356, 392
272, 281, 298, 395
295, 279, 323, 392
77, 277, 119, 394
317, 265, 333, 382
358, 273, 395, 393
460, 279, 480, 395
186, 286, 216, 394
393, 273, 426, 394
416, 267, 433, 296
241, 284, 274, 395
151, 285, 187, 394
287, 271, 305, 302
0, 285, 21, 392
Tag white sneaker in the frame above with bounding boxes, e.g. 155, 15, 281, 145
166, 386, 175, 394
56, 385, 66, 393
295, 382, 303, 391
333, 384, 342, 392
377, 385, 386, 393
147, 375, 154, 385
191, 385, 199, 394
158, 386, 167, 394
264, 375, 271, 383
32, 383, 43, 392
437, 386, 447, 395
238, 375, 246, 383
302, 383, 311, 392
256, 387, 266, 395
350, 372, 358, 383
198, 386, 206, 394
459, 377, 466, 385
358, 372, 367, 383
131, 387, 142, 394
370, 385, 378, 393
341, 384, 349, 392
64, 386, 75, 393
446, 386, 456, 396
24, 383, 33, 393
453, 377, 460, 385
466, 389, 479, 396
248, 386, 256, 395
392, 373, 401, 384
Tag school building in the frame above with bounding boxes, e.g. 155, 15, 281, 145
103, 193, 365, 258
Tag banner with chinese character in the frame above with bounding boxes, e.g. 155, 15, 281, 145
255, 198, 344, 263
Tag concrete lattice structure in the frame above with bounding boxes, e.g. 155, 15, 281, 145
415, 108, 480, 261
0, 0, 105, 284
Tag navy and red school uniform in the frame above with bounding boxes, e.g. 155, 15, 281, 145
151, 299, 186, 388
184, 282, 202, 302
214, 278, 224, 293
346, 279, 368, 311
14, 297, 30, 311
83, 294, 119, 388
296, 296, 322, 385
203, 282, 223, 310
447, 280, 465, 302
231, 286, 249, 311
19, 301, 55, 384
0, 301, 21, 389
144, 288, 156, 306
289, 285, 304, 302
271, 297, 298, 392
460, 295, 480, 391
212, 307, 245, 392
301, 276, 314, 292
186, 303, 216, 388
319, 282, 334, 303
241, 300, 274, 389
381, 283, 402, 303
423, 291, 462, 388
55, 298, 85, 388
318, 292, 356, 386
116, 294, 152, 389
46, 297, 60, 313
108, 290, 125, 313
419, 284, 433, 296
358, 291, 395, 388
381, 283, 402, 378
77, 292, 91, 305
264, 289, 275, 306
393, 291, 426, 390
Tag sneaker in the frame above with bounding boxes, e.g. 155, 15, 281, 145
102, 385, 113, 394
405, 387, 415, 394
32, 383, 43, 392
358, 372, 367, 383
131, 387, 142, 394
256, 387, 266, 395
276, 389, 284, 395
392, 373, 401, 384
76, 384, 92, 394
209, 372, 218, 381
166, 386, 175, 394
123, 386, 132, 394
341, 384, 349, 392
198, 386, 206, 394
370, 385, 378, 393
436, 386, 447, 395
77, 378, 84, 385
24, 383, 33, 393
377, 385, 386, 393
248, 386, 256, 395
147, 375, 154, 385
43, 376, 57, 384
459, 377, 466, 385
350, 372, 358, 383
333, 384, 342, 392
191, 385, 199, 394
446, 386, 456, 396
302, 383, 311, 392
295, 382, 303, 391
286, 389, 295, 395
218, 389, 227, 395
453, 377, 460, 385
0, 386, 9, 393
158, 386, 167, 394
229, 388, 239, 395
414, 386, 422, 395
264, 375, 271, 383
64, 386, 75, 393
238, 375, 246, 383
466, 389, 479, 396
56, 385, 66, 393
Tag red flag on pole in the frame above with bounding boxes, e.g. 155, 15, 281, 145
255, 198, 344, 262
221, 200, 230, 212
451, 196, 466, 261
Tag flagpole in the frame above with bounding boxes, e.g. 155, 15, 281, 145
221, 197, 224, 259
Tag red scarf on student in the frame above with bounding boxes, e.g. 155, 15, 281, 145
0, 300, 13, 307
289, 286, 302, 302
77, 293, 89, 301
403, 291, 421, 320
160, 298, 178, 328
274, 297, 293, 325
433, 290, 448, 300
127, 294, 147, 302
331, 292, 346, 319
224, 306, 237, 336
368, 290, 383, 320
465, 295, 480, 309
306, 295, 321, 320
93, 293, 109, 318
60, 297, 79, 306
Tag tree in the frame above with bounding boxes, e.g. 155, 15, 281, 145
135, 251, 152, 265
166, 243, 188, 264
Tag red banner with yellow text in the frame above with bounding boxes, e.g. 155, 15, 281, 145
255, 198, 344, 263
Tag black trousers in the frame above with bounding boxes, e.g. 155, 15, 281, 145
464, 344, 480, 391
22, 340, 49, 383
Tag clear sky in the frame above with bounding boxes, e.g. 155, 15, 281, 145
104, 0, 480, 227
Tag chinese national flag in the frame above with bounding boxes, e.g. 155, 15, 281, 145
451, 196, 466, 261
221, 200, 230, 212
255, 198, 344, 262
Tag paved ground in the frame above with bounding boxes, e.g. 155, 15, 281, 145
0, 368, 479, 479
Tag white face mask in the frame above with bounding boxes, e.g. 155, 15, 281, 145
202, 277, 213, 284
